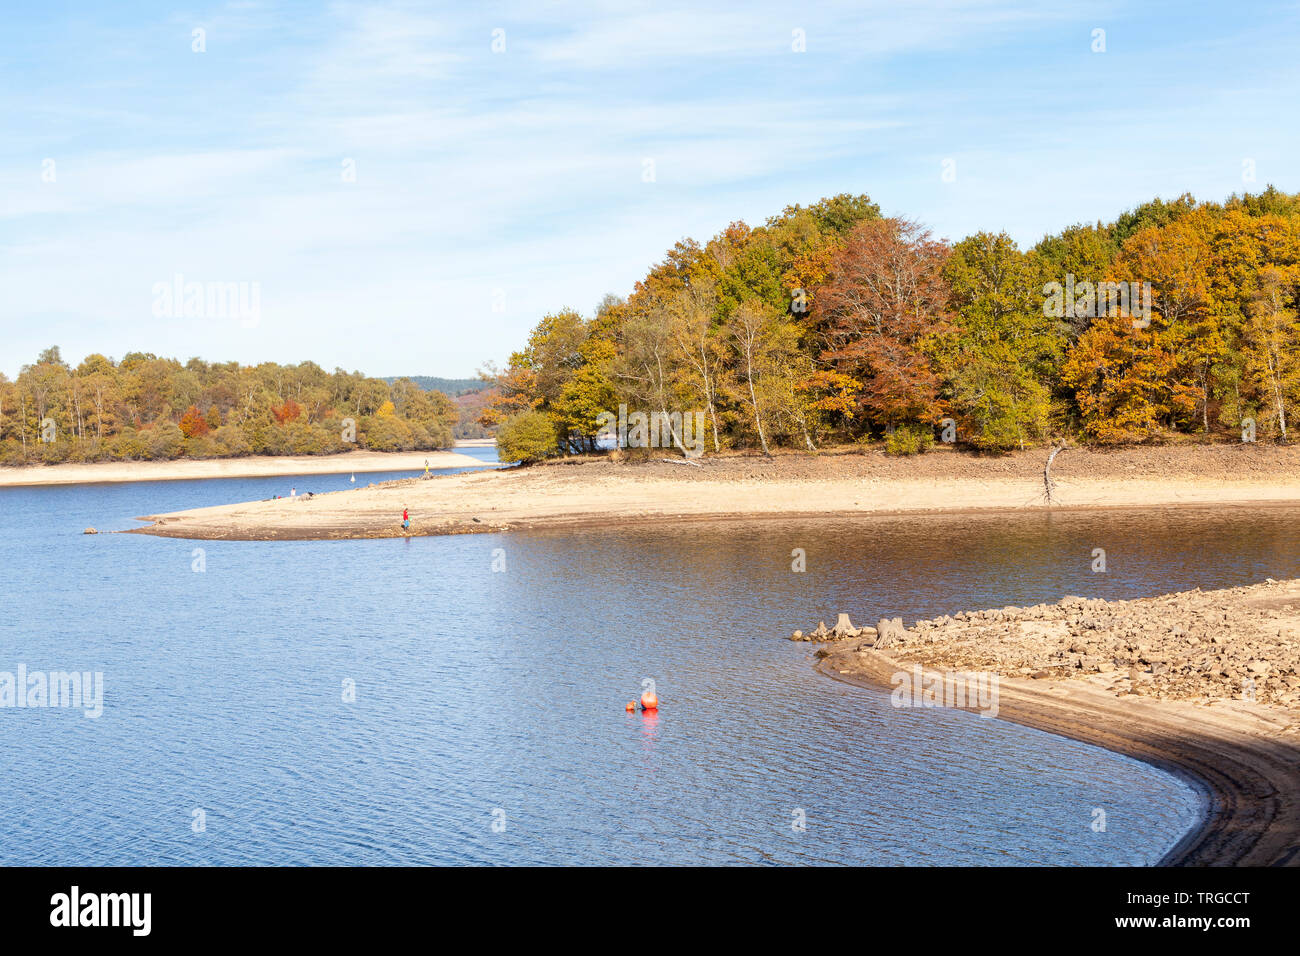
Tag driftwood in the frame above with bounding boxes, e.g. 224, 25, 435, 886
1043, 442, 1068, 503
658, 457, 702, 467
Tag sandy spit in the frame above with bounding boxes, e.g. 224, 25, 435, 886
123, 444, 1300, 541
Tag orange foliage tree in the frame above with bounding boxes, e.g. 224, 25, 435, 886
271, 398, 302, 424
812, 218, 952, 430
178, 404, 210, 438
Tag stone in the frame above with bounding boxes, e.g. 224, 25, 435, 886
83, 528, 98, 535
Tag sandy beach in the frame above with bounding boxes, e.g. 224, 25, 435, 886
0, 449, 485, 487
809, 579, 1300, 866
126, 443, 1300, 540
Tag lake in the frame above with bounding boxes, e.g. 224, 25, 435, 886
5, 453, 1296, 865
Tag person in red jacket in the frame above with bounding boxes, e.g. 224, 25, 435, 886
401, 508, 410, 531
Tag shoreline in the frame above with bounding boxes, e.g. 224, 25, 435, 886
0, 449, 488, 487
120, 444, 1300, 540
810, 580, 1300, 866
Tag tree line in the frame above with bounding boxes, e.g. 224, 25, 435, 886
483, 187, 1300, 461
0, 350, 460, 465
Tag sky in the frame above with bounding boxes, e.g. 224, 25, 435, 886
2, 0, 1298, 380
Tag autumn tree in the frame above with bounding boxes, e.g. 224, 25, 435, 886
1117, 211, 1222, 430
272, 398, 303, 424
551, 337, 619, 451
666, 279, 726, 452
1241, 265, 1300, 439
812, 217, 952, 433
178, 405, 210, 438
1062, 316, 1180, 442
725, 299, 780, 454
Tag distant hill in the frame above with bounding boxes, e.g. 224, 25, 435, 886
382, 375, 497, 438
384, 376, 486, 396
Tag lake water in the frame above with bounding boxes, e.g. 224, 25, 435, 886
4, 453, 1296, 865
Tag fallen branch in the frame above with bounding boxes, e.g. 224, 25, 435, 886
659, 457, 702, 467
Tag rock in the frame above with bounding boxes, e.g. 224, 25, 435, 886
790, 630, 804, 641
811, 621, 830, 640
1031, 669, 1051, 679
83, 528, 97, 535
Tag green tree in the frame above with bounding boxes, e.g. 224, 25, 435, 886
495, 409, 559, 463
941, 232, 1055, 449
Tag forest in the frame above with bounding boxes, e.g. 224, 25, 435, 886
6, 186, 1297, 468
482, 187, 1300, 461
0, 351, 461, 465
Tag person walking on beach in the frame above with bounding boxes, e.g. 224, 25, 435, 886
402, 508, 410, 531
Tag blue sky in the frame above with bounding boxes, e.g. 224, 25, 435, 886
3, 0, 1298, 379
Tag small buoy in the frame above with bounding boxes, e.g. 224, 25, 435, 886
625, 701, 636, 712
640, 691, 658, 711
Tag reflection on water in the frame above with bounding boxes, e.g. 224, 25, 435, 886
5, 478, 1295, 865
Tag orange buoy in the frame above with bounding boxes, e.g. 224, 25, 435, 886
625, 701, 636, 712
640, 691, 659, 711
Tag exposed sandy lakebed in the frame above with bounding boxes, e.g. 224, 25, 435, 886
125, 443, 1300, 541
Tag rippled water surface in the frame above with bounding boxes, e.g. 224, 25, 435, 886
5, 455, 1297, 865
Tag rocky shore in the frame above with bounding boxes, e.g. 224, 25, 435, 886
797, 580, 1300, 709
799, 579, 1300, 866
